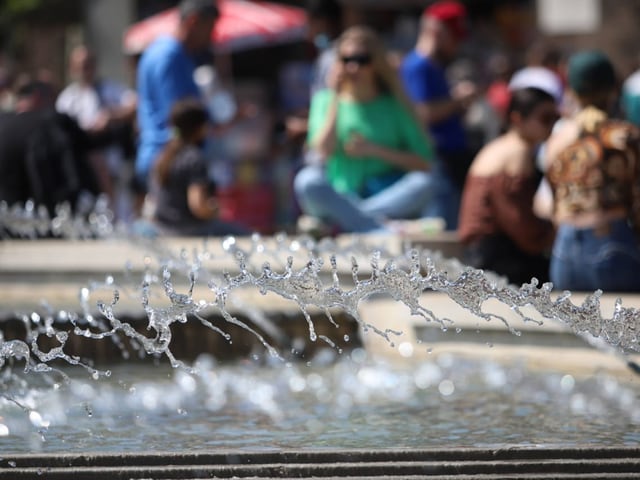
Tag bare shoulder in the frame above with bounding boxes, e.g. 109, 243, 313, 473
468, 136, 506, 176
544, 118, 580, 167
469, 134, 528, 176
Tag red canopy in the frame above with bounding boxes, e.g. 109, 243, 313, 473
123, 0, 308, 55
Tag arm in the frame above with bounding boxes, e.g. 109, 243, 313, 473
187, 183, 218, 220
415, 97, 465, 125
105, 91, 137, 125
344, 134, 429, 171
402, 57, 477, 126
492, 175, 555, 254
308, 92, 339, 159
344, 99, 434, 172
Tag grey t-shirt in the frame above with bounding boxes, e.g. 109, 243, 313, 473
154, 144, 212, 227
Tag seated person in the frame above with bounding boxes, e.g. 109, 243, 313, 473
545, 51, 640, 292
0, 77, 105, 222
150, 98, 249, 237
294, 26, 435, 234
458, 87, 558, 285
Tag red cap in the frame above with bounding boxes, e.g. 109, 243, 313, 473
423, 1, 468, 40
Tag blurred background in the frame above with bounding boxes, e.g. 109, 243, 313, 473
1, 0, 639, 233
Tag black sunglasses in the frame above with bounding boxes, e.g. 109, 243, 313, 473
340, 54, 372, 66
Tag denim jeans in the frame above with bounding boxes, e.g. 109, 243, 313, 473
293, 165, 436, 233
421, 162, 461, 231
550, 219, 640, 292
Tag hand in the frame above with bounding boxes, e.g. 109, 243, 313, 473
327, 61, 346, 91
89, 110, 110, 132
344, 132, 376, 158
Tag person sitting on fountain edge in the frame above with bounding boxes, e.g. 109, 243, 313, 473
294, 26, 436, 235
458, 87, 558, 285
150, 98, 249, 237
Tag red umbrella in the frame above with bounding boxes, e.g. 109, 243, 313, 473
123, 0, 308, 55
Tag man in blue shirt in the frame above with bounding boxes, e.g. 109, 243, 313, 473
400, 0, 477, 229
135, 0, 219, 192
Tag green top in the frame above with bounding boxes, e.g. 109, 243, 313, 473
307, 89, 433, 196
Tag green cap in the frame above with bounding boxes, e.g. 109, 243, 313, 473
567, 50, 616, 95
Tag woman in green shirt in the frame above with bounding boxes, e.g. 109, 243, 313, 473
294, 25, 436, 233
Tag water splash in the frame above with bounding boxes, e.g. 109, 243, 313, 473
3, 237, 640, 377
0, 195, 116, 240
0, 201, 639, 381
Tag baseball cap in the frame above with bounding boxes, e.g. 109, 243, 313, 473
509, 66, 564, 105
423, 1, 468, 40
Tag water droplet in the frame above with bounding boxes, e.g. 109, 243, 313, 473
29, 411, 50, 428
438, 379, 455, 396
560, 374, 575, 393
398, 342, 414, 358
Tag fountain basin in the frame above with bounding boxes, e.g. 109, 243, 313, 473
0, 233, 638, 469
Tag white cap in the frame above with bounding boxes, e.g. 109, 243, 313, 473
509, 66, 564, 104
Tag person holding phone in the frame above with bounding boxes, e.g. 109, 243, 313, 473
294, 26, 436, 234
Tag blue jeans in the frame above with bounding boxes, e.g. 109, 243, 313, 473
550, 219, 640, 292
293, 165, 436, 233
421, 162, 461, 231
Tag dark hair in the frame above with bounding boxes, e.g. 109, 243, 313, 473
305, 0, 342, 20
179, 0, 219, 20
155, 98, 209, 186
567, 50, 617, 109
170, 98, 209, 138
13, 74, 56, 108
507, 87, 555, 119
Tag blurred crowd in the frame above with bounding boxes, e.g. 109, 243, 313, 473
1, 0, 640, 291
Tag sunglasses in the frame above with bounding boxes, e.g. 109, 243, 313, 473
340, 54, 372, 66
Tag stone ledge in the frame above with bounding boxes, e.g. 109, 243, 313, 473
0, 232, 463, 276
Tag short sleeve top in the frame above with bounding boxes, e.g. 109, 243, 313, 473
307, 89, 433, 196
546, 107, 640, 235
154, 145, 212, 227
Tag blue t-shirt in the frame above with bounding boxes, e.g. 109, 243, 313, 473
400, 50, 466, 154
136, 36, 201, 182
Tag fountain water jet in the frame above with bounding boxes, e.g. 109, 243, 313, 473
0, 202, 638, 471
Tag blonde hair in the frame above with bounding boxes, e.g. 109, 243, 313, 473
336, 26, 416, 117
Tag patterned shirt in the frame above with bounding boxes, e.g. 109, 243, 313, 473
546, 107, 640, 236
